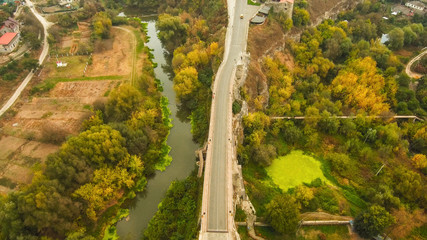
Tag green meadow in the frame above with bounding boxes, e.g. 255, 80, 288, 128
266, 150, 329, 191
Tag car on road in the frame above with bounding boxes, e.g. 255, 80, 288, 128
240, 14, 244, 19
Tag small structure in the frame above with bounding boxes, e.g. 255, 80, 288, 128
250, 5, 271, 25
405, 1, 426, 11
250, 15, 267, 25
259, 5, 271, 15
380, 34, 389, 44
0, 17, 19, 35
56, 61, 68, 67
268, 0, 294, 17
59, 0, 72, 5
0, 32, 19, 53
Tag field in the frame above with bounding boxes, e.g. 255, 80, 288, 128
266, 150, 330, 191
0, 25, 143, 194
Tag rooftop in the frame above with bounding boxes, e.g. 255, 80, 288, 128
407, 1, 426, 8
259, 6, 271, 15
0, 32, 17, 45
250, 15, 266, 24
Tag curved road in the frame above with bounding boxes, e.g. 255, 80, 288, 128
0, 0, 52, 117
406, 48, 427, 79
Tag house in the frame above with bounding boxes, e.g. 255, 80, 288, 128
405, 1, 426, 11
0, 32, 19, 53
0, 17, 19, 35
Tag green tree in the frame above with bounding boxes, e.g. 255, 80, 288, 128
92, 12, 112, 39
354, 205, 395, 238
388, 28, 404, 50
403, 26, 417, 46
294, 185, 314, 208
156, 14, 188, 51
265, 194, 300, 234
22, 58, 39, 71
292, 8, 310, 27
252, 144, 277, 166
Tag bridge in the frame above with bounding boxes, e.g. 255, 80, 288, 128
199, 0, 258, 239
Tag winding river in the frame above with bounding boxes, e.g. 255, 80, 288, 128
116, 19, 198, 240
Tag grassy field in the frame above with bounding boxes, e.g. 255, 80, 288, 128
266, 150, 330, 191
43, 55, 90, 79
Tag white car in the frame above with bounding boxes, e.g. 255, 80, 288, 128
240, 14, 244, 19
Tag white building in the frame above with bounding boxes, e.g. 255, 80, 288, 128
405, 1, 426, 11
0, 32, 20, 53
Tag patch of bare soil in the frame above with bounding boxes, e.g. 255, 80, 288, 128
274, 50, 295, 71
300, 212, 353, 221
86, 28, 133, 77
248, 20, 284, 60
245, 21, 284, 111
0, 135, 59, 194
307, 0, 361, 26
2, 80, 116, 139
61, 36, 74, 48
0, 80, 117, 193
0, 81, 19, 109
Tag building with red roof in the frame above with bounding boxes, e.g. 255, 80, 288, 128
0, 17, 19, 35
0, 32, 19, 53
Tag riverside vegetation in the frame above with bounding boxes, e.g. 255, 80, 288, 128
0, 10, 172, 239
238, 0, 427, 239
142, 0, 228, 238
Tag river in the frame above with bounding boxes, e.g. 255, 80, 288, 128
116, 19, 199, 240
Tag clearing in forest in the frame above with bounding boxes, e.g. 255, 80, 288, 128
266, 150, 330, 191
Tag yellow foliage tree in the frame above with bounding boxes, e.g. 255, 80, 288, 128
331, 57, 389, 115
173, 66, 200, 101
412, 154, 427, 169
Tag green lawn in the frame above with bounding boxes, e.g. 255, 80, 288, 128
247, 0, 261, 6
266, 150, 329, 191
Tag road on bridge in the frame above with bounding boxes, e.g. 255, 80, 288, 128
201, 0, 259, 238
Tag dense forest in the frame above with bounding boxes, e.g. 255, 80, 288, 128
238, 0, 427, 239
155, 0, 227, 144
0, 17, 171, 239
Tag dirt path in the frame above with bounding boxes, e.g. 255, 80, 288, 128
406, 48, 427, 79
300, 212, 353, 221
112, 26, 137, 85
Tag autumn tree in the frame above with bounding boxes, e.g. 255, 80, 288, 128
105, 84, 143, 122
331, 57, 389, 115
354, 205, 395, 238
292, 8, 310, 27
294, 185, 314, 208
92, 12, 112, 39
173, 66, 200, 102
411, 154, 427, 169
265, 194, 300, 234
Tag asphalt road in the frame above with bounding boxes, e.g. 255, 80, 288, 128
405, 48, 427, 79
0, 0, 51, 117
206, 0, 251, 232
